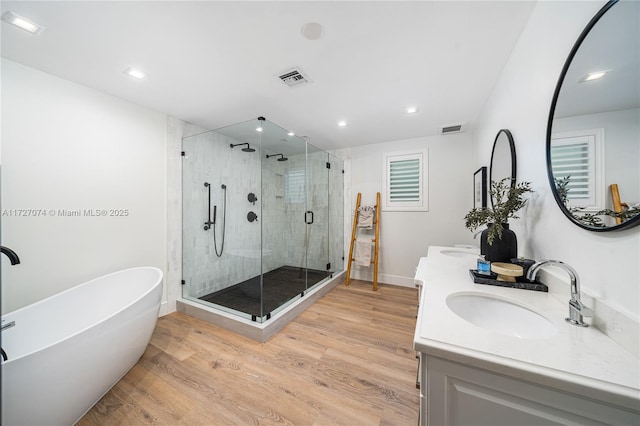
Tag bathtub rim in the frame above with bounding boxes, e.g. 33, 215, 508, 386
1, 266, 163, 364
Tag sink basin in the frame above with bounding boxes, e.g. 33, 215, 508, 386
440, 249, 478, 258
446, 292, 558, 339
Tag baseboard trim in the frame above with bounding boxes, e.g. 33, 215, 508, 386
351, 270, 414, 287
158, 301, 169, 317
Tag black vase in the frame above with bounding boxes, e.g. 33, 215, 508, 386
480, 223, 517, 263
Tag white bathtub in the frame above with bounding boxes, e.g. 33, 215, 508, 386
1, 267, 163, 425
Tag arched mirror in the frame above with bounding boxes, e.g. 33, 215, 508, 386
489, 129, 517, 207
547, 0, 640, 231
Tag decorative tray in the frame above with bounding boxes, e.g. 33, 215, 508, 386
468, 269, 548, 292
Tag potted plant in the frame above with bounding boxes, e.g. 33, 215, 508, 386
464, 178, 533, 262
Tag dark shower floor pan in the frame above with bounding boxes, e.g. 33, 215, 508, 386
199, 266, 329, 318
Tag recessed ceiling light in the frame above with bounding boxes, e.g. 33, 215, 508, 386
337, 120, 348, 127
287, 132, 295, 136
406, 106, 418, 114
124, 67, 146, 80
1, 11, 44, 34
579, 70, 609, 83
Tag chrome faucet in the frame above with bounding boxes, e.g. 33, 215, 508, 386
527, 260, 592, 327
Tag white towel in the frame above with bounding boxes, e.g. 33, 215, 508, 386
357, 205, 375, 229
354, 239, 373, 267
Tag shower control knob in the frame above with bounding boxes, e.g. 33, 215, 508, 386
247, 211, 258, 223
248, 193, 258, 204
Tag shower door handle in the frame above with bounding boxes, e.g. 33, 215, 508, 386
305, 211, 314, 224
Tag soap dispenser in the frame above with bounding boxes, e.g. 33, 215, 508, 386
477, 255, 491, 275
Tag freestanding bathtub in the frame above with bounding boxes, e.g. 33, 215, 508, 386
1, 267, 163, 425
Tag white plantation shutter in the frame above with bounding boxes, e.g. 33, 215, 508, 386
389, 158, 420, 202
382, 150, 428, 211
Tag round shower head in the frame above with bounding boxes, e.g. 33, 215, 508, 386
230, 143, 255, 152
267, 153, 287, 161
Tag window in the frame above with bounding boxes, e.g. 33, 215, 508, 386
382, 150, 428, 211
285, 169, 305, 204
550, 128, 604, 210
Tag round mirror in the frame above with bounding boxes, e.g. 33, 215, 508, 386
489, 129, 517, 207
547, 0, 640, 231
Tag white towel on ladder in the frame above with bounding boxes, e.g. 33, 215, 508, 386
357, 205, 375, 229
354, 239, 373, 267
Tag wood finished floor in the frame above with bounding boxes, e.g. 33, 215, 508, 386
78, 279, 420, 425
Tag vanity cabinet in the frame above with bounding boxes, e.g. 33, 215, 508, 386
420, 355, 638, 426
413, 246, 640, 426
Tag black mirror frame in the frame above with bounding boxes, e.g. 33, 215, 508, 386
546, 0, 640, 232
489, 129, 517, 208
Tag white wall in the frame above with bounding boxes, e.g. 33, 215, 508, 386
1, 59, 168, 313
349, 133, 475, 286
473, 1, 639, 320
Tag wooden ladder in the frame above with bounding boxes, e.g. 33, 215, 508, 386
345, 192, 381, 290
610, 183, 629, 225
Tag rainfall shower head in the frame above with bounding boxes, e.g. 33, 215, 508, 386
266, 153, 288, 162
230, 143, 255, 153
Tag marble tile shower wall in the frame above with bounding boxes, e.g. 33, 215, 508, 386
260, 153, 290, 272
262, 152, 342, 275
183, 131, 262, 298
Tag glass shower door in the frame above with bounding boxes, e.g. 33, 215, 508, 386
260, 120, 308, 318
305, 143, 330, 291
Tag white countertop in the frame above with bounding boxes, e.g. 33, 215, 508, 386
414, 246, 640, 411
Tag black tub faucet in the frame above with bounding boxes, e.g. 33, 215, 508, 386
1, 246, 20, 265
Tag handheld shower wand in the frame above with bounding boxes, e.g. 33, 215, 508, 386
204, 182, 227, 257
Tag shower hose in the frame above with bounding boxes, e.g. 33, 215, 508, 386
214, 184, 226, 257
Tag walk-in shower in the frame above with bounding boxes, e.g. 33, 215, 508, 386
180, 117, 344, 331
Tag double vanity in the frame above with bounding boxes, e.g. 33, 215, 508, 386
413, 246, 640, 425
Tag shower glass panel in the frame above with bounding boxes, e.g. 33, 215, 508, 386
329, 153, 344, 276
182, 118, 263, 321
182, 117, 343, 323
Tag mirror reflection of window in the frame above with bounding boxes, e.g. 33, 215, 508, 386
550, 128, 604, 210
285, 169, 305, 204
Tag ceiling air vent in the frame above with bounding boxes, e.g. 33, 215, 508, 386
440, 123, 465, 134
277, 67, 312, 87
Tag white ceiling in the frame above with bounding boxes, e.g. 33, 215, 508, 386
0, 1, 537, 151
